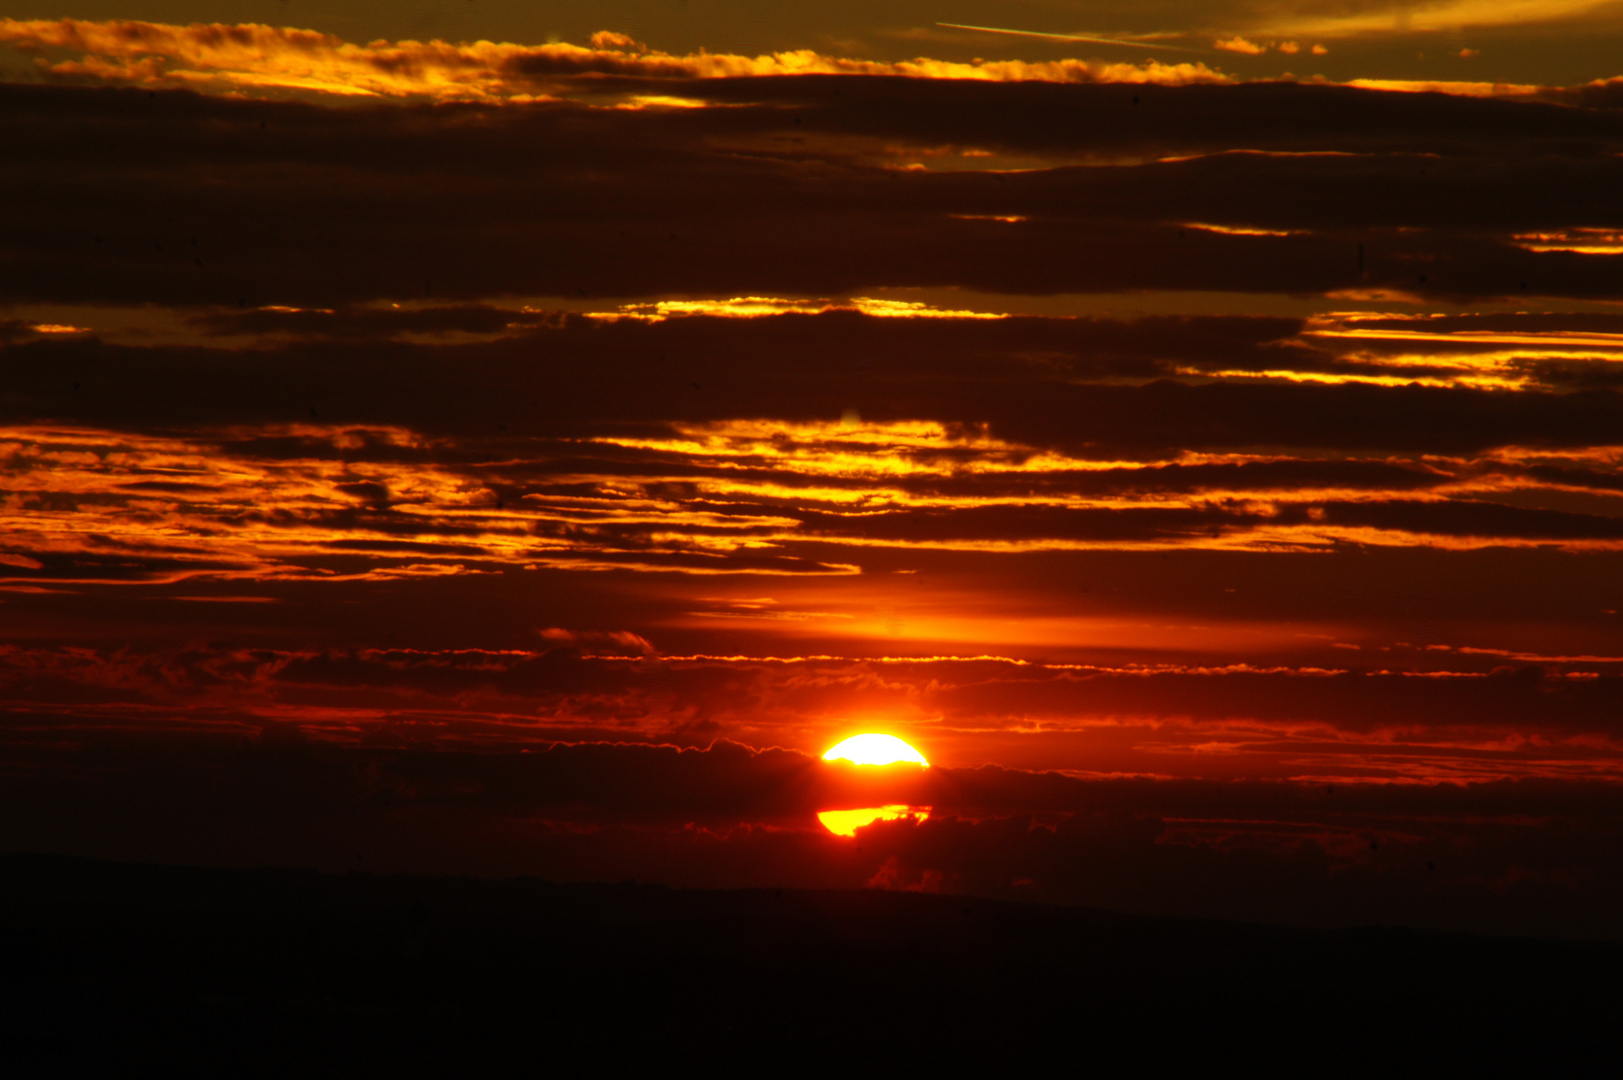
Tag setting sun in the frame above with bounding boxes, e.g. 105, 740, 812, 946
822, 733, 929, 766
816, 805, 931, 836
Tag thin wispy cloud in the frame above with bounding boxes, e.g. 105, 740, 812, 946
935, 21, 1201, 52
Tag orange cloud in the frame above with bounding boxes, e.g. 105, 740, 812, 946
1214, 37, 1267, 55
1258, 0, 1612, 38
0, 18, 1230, 102
589, 297, 1007, 323
539, 628, 658, 655
1346, 77, 1546, 98
0, 423, 861, 582
1511, 228, 1623, 255
3, 398, 1621, 597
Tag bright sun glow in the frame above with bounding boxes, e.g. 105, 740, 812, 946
817, 805, 932, 836
822, 733, 929, 766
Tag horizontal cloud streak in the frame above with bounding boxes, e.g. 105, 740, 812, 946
4, 644, 1620, 782
5, 78, 1623, 310
0, 19, 1227, 101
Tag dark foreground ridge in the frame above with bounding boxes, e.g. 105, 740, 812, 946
2, 854, 1617, 1073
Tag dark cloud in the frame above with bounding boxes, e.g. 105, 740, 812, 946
4, 80, 1623, 306
2, 730, 1621, 938
5, 317, 1621, 452
5, 644, 1621, 771
1319, 497, 1623, 540
189, 303, 556, 339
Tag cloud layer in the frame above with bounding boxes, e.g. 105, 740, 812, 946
0, 19, 1227, 100
3, 20, 1621, 936
4, 732, 1621, 938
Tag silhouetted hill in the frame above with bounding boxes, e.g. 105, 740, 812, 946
1, 854, 1616, 1074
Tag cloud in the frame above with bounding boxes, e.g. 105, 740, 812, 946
1, 402, 1619, 598
1541, 76, 1623, 109
6, 77, 1623, 317
4, 643, 1621, 783
10, 17, 1622, 116
1255, 0, 1621, 39
1, 293, 1620, 594
3, 729, 1622, 937
0, 19, 1228, 103
539, 628, 658, 655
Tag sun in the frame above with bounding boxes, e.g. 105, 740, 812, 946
822, 733, 929, 766
817, 805, 930, 836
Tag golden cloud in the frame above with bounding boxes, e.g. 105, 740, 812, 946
0, 415, 1613, 603
1258, 0, 1617, 38
0, 18, 1230, 102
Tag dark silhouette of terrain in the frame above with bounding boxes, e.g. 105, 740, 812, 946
1, 854, 1615, 1074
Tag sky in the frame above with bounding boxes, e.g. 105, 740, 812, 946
2, 3, 1623, 936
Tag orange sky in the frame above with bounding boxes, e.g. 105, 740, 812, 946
2, 14, 1622, 933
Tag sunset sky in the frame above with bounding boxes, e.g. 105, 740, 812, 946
3, 2, 1622, 935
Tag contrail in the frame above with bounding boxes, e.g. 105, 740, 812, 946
935, 22, 1199, 52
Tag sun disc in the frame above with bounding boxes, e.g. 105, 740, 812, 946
822, 733, 928, 767
817, 805, 931, 837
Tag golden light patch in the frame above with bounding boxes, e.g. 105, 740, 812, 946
1183, 222, 1304, 237
1512, 229, 1623, 255
587, 296, 1005, 322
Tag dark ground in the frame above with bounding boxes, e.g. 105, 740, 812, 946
0, 854, 1616, 1075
